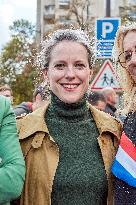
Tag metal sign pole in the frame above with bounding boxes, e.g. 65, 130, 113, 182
106, 0, 111, 17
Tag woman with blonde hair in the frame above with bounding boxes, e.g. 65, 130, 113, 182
112, 23, 136, 114
112, 23, 136, 204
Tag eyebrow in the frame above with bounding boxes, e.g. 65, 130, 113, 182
53, 60, 66, 64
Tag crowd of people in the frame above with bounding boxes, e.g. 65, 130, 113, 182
0, 22, 136, 205
88, 87, 118, 116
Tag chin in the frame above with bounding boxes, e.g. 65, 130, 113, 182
58, 92, 85, 104
61, 97, 80, 104
63, 100, 78, 104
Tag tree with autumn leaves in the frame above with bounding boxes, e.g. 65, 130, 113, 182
0, 19, 39, 105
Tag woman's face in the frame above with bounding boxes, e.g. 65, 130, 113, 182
123, 31, 136, 83
44, 40, 93, 104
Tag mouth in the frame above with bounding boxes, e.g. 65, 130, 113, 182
60, 83, 80, 90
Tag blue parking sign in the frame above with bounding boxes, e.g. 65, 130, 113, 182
96, 18, 120, 58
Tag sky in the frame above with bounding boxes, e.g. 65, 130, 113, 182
0, 0, 37, 50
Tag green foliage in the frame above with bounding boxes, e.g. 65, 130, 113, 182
0, 19, 38, 105
9, 19, 35, 38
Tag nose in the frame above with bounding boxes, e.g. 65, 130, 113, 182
65, 66, 75, 79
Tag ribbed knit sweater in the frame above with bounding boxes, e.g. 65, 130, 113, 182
45, 92, 108, 205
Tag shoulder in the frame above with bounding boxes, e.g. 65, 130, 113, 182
0, 96, 10, 109
17, 104, 46, 121
17, 103, 49, 140
89, 103, 120, 123
0, 96, 12, 120
14, 102, 33, 117
0, 97, 16, 127
89, 104, 122, 139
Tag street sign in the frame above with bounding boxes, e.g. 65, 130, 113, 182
91, 60, 122, 91
96, 18, 120, 58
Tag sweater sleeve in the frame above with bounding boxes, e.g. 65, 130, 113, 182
0, 97, 25, 203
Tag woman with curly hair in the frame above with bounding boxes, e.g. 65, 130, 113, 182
16, 28, 122, 205
112, 23, 136, 204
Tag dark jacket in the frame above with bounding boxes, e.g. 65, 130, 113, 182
105, 103, 117, 117
114, 112, 136, 204
14, 102, 33, 117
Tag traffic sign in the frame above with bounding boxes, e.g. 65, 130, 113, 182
96, 18, 120, 58
91, 60, 122, 91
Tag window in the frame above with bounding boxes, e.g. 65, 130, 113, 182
59, 0, 70, 9
59, 0, 70, 5
44, 5, 55, 19
128, 9, 136, 20
44, 5, 55, 12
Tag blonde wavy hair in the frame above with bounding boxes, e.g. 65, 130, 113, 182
112, 23, 136, 114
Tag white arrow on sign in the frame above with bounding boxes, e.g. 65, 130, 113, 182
91, 60, 122, 91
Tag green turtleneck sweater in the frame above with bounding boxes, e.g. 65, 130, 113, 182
45, 93, 108, 205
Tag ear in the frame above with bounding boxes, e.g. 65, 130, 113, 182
89, 69, 93, 81
42, 69, 48, 79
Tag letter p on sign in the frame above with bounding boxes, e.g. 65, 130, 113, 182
96, 18, 120, 41
102, 22, 113, 39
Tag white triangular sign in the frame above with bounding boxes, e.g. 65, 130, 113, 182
91, 60, 122, 91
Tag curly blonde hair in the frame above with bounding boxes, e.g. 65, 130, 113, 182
112, 23, 136, 114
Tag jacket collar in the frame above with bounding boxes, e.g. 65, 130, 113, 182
18, 102, 121, 140
89, 103, 120, 139
18, 102, 50, 140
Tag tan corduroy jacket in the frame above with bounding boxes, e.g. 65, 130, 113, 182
17, 103, 122, 205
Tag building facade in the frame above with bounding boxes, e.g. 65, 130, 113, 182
36, 0, 132, 44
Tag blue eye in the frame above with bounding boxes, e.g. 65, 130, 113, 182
75, 63, 85, 70
54, 64, 65, 70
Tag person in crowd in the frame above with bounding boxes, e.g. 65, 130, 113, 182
0, 96, 25, 205
16, 29, 122, 205
0, 84, 13, 104
88, 91, 106, 111
111, 23, 136, 204
101, 87, 118, 117
14, 85, 48, 117
14, 101, 33, 117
